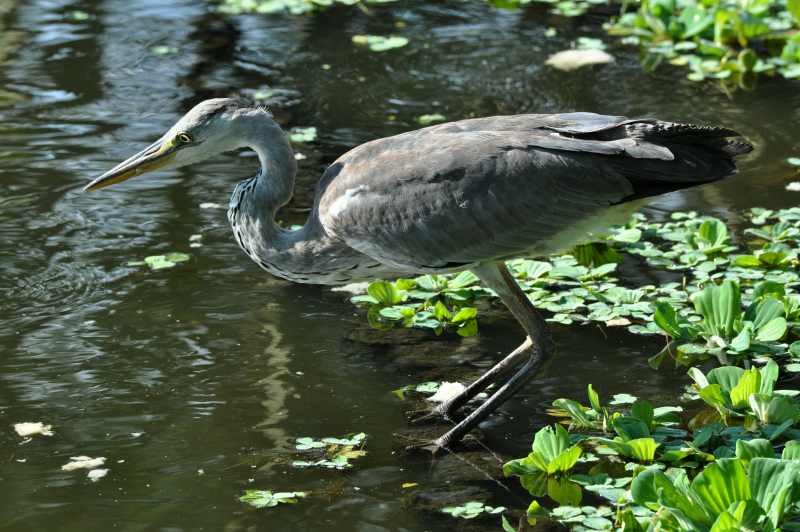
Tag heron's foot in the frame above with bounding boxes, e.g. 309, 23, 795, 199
406, 402, 454, 425
404, 438, 450, 457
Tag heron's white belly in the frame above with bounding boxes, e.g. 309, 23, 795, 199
529, 199, 647, 256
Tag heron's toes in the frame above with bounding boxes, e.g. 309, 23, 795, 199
404, 439, 449, 457
406, 403, 452, 425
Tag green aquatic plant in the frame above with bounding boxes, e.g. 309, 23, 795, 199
591, 406, 661, 462
653, 280, 788, 366
632, 457, 800, 530
239, 490, 307, 508
744, 222, 800, 244
440, 501, 506, 519
292, 433, 367, 469
688, 361, 800, 427
549, 385, 682, 434
506, 369, 800, 529
607, 0, 800, 85
351, 275, 481, 336
503, 424, 583, 476
623, 215, 736, 272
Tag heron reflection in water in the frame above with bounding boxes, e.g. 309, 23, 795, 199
85, 99, 751, 451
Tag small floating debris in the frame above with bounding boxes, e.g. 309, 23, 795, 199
294, 152, 307, 161
330, 282, 369, 295
199, 202, 225, 209
87, 468, 108, 482
127, 252, 191, 271
14, 422, 54, 437
67, 10, 91, 21
427, 382, 467, 403
250, 86, 303, 107
150, 45, 178, 56
351, 35, 409, 52
239, 490, 307, 509
289, 127, 317, 143
546, 49, 614, 71
788, 157, 800, 167
417, 113, 446, 126
786, 182, 800, 192
62, 456, 106, 471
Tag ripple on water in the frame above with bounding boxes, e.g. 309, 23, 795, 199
3, 0, 800, 530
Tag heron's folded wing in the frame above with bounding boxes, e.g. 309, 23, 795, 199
317, 129, 639, 269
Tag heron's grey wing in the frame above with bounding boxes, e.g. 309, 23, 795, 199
420, 112, 629, 135
315, 136, 628, 269
316, 114, 747, 269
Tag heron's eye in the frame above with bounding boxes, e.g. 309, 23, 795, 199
177, 133, 193, 144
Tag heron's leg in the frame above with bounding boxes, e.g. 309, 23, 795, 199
423, 262, 550, 418
430, 261, 553, 448
408, 337, 531, 425
423, 336, 533, 420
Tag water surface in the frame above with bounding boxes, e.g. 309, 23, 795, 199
1, 1, 799, 530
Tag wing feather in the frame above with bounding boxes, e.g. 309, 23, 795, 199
316, 113, 747, 270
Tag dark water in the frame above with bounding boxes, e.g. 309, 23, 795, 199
1, 1, 799, 530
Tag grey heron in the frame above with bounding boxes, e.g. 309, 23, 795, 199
84, 98, 751, 451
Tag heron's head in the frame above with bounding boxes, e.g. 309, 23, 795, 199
84, 98, 263, 192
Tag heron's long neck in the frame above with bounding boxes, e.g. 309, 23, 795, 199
249, 124, 296, 218
228, 112, 385, 283
228, 113, 317, 273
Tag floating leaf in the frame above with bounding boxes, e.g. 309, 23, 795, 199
164, 252, 190, 263
151, 45, 178, 56
239, 490, 307, 508
289, 127, 317, 143
441, 501, 505, 519
417, 113, 446, 125
352, 34, 409, 52
609, 393, 638, 405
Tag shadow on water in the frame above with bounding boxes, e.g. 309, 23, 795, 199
1, 0, 800, 530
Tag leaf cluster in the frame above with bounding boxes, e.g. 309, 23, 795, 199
608, 0, 800, 86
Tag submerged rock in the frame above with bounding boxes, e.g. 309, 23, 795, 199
546, 49, 614, 71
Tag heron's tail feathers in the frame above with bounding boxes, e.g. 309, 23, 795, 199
602, 119, 753, 194
628, 120, 753, 156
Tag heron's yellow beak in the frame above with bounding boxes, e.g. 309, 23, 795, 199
83, 135, 177, 192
